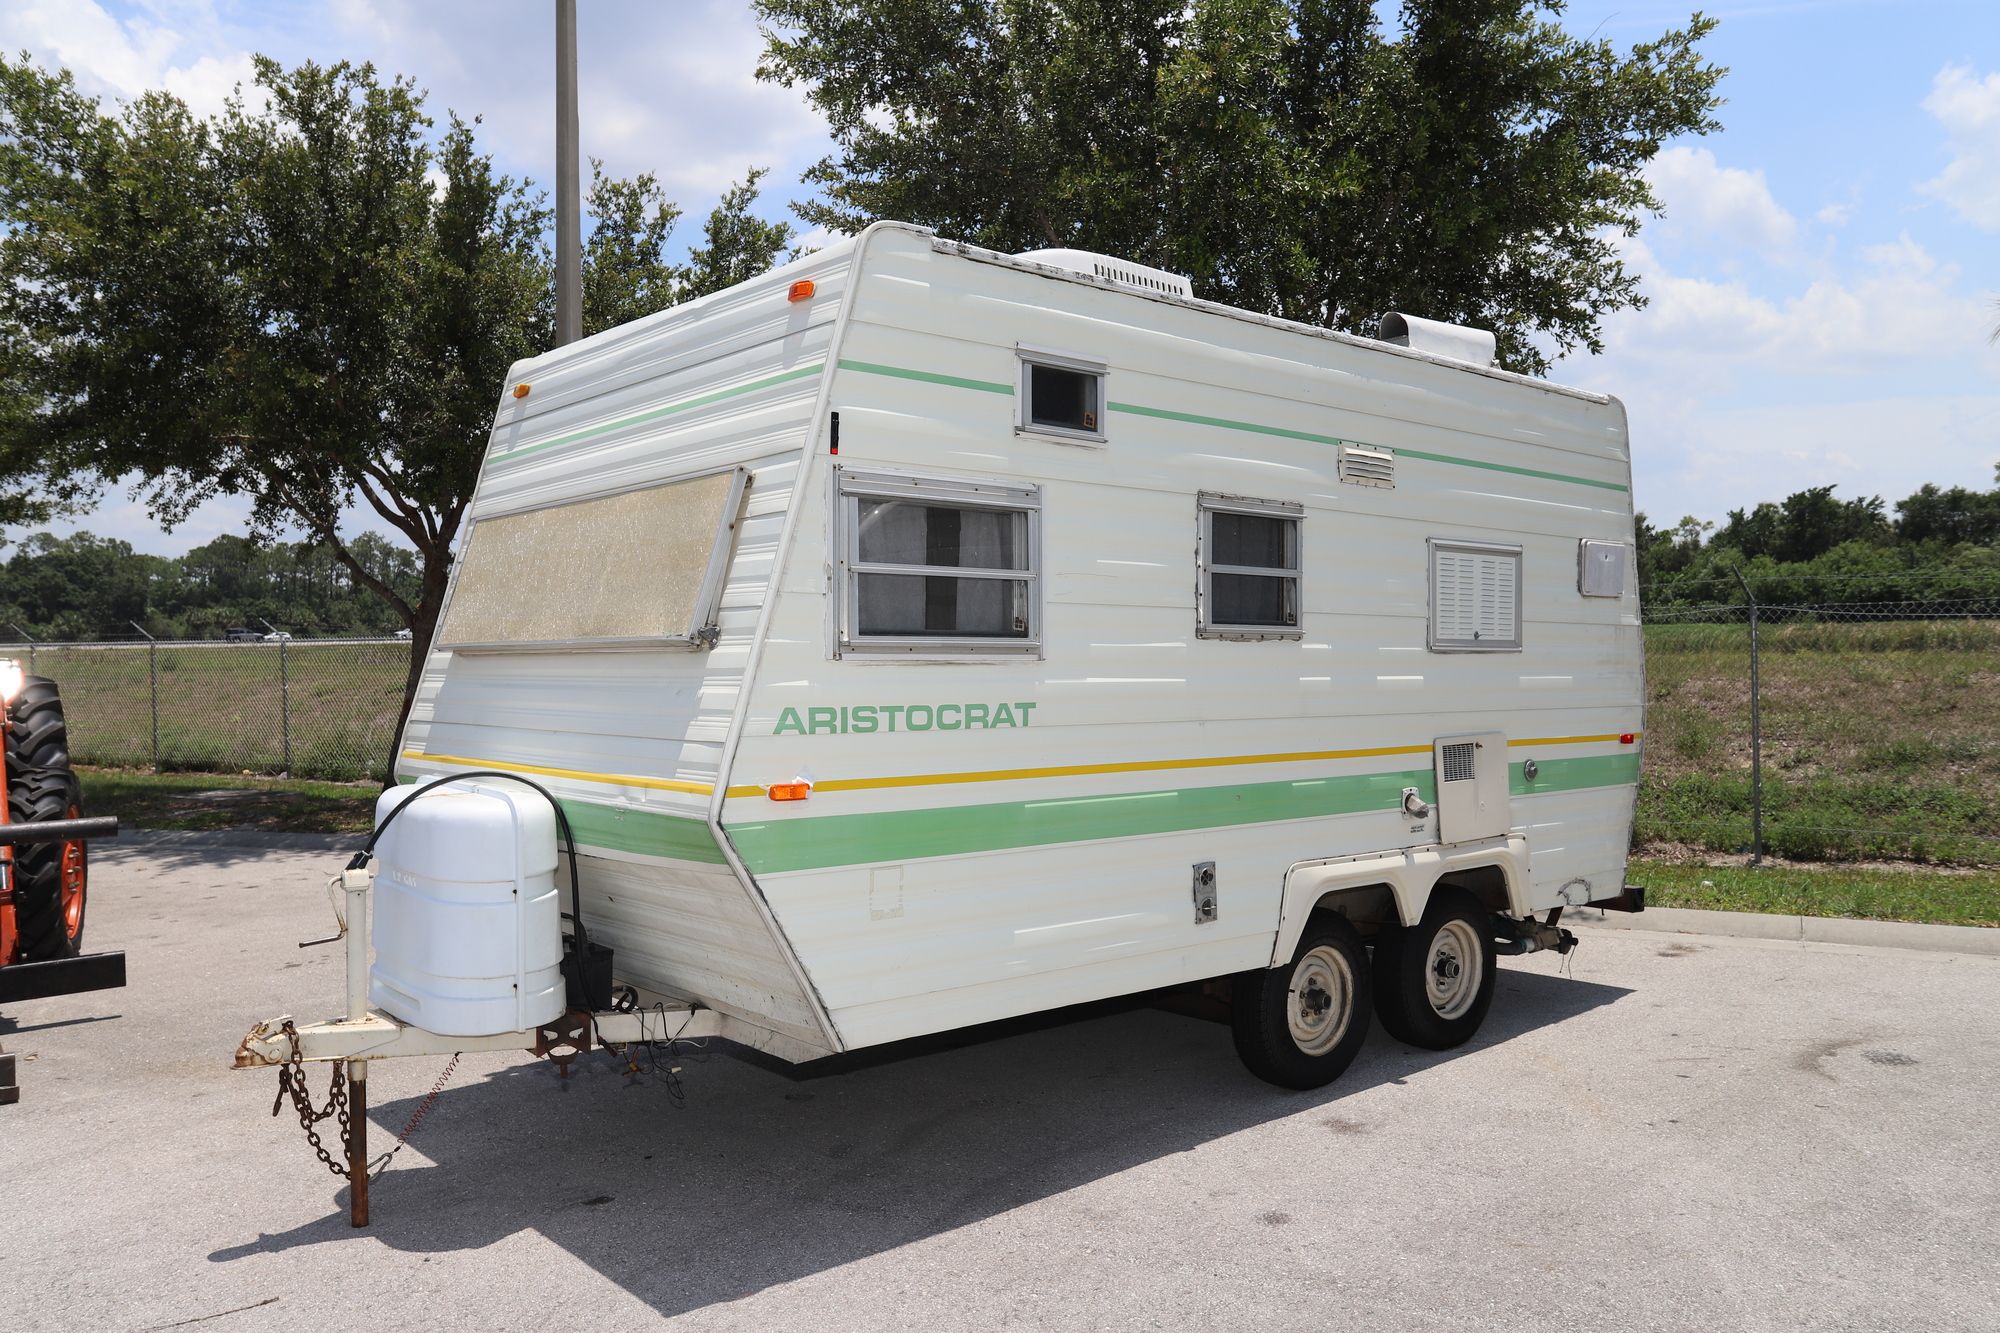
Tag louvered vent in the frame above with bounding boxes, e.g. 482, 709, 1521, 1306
1014, 248, 1195, 297
1441, 742, 1477, 783
1339, 442, 1395, 489
1090, 259, 1193, 296
1430, 542, 1522, 650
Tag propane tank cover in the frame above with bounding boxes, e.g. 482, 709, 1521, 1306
368, 782, 566, 1036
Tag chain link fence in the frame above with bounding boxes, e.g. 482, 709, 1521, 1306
9, 594, 2000, 866
0, 637, 410, 783
1640, 592, 2000, 866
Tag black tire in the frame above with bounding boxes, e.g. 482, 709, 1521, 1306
1371, 887, 1496, 1050
1231, 914, 1372, 1090
6, 676, 87, 963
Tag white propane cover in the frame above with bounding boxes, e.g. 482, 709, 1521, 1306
368, 782, 565, 1036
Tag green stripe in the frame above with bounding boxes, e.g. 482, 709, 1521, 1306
560, 800, 726, 864
500, 362, 826, 460
837, 358, 1015, 395
729, 766, 1435, 873
1111, 400, 1624, 492
394, 777, 725, 863
1511, 752, 1641, 795
836, 356, 1624, 493
1108, 400, 1342, 447
728, 753, 1641, 874
1396, 447, 1629, 492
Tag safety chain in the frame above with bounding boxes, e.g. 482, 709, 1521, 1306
270, 1019, 351, 1179
368, 1051, 461, 1179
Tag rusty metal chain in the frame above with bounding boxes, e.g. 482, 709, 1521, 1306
270, 1018, 351, 1179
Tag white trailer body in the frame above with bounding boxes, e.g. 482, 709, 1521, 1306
396, 221, 1642, 1067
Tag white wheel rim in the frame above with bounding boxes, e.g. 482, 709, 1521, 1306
1425, 919, 1483, 1020
1286, 945, 1355, 1057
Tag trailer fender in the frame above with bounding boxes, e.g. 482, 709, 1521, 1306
1270, 836, 1531, 968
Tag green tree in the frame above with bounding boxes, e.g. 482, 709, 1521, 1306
1896, 477, 2000, 549
0, 55, 793, 768
0, 532, 159, 638
1713, 486, 1889, 565
754, 0, 1723, 372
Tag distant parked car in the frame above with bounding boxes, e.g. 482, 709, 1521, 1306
223, 627, 260, 643
392, 628, 413, 640
262, 631, 293, 642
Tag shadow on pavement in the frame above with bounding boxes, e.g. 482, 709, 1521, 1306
209, 966, 1627, 1317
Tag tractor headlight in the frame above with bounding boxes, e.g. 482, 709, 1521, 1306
0, 658, 23, 706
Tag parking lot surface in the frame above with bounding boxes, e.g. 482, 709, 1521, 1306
5, 841, 1998, 1332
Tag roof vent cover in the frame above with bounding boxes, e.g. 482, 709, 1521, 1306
1015, 248, 1193, 298
1377, 312, 1497, 366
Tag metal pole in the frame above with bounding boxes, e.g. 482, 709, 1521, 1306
131, 622, 159, 773
347, 1061, 369, 1227
554, 0, 582, 347
280, 637, 291, 776
1732, 568, 1763, 866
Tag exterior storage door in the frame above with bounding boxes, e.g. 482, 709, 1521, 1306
1433, 732, 1510, 843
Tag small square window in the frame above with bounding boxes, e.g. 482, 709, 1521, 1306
1017, 346, 1106, 443
1198, 493, 1302, 640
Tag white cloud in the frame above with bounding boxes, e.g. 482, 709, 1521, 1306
0, 0, 255, 120
1565, 230, 2000, 525
319, 0, 830, 205
1815, 202, 1851, 227
1593, 234, 1988, 376
1645, 145, 1797, 253
1921, 65, 2000, 230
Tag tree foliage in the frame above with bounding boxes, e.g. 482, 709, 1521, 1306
754, 0, 1723, 372
0, 530, 420, 641
1637, 467, 2000, 606
0, 54, 794, 760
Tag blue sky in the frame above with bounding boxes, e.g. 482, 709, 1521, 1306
3, 0, 1997, 554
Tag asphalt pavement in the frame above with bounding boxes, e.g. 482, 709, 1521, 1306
4, 841, 1997, 1332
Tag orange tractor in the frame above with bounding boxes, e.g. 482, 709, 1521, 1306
1, 660, 123, 1103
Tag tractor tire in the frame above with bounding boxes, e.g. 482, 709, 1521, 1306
6, 676, 88, 963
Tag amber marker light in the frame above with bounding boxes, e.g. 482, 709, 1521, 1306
512, 383, 531, 399
787, 279, 816, 302
768, 781, 812, 802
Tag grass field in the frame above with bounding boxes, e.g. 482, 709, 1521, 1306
77, 766, 380, 834
1639, 618, 2000, 865
23, 619, 2000, 867
23, 640, 407, 782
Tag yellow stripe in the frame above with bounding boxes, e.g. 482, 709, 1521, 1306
400, 750, 715, 796
723, 732, 1641, 799
1509, 733, 1634, 748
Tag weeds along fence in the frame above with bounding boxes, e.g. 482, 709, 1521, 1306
1640, 592, 2000, 866
0, 637, 409, 783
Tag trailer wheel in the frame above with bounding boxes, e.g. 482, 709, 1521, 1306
5, 677, 88, 963
1371, 887, 1495, 1050
1231, 914, 1371, 1090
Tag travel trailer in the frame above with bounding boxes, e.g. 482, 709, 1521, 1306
238, 221, 1643, 1220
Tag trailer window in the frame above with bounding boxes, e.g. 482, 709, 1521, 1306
837, 469, 1041, 656
1198, 493, 1302, 640
1016, 346, 1106, 444
437, 468, 748, 653
1428, 539, 1522, 651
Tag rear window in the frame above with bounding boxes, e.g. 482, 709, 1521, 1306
438, 468, 748, 653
